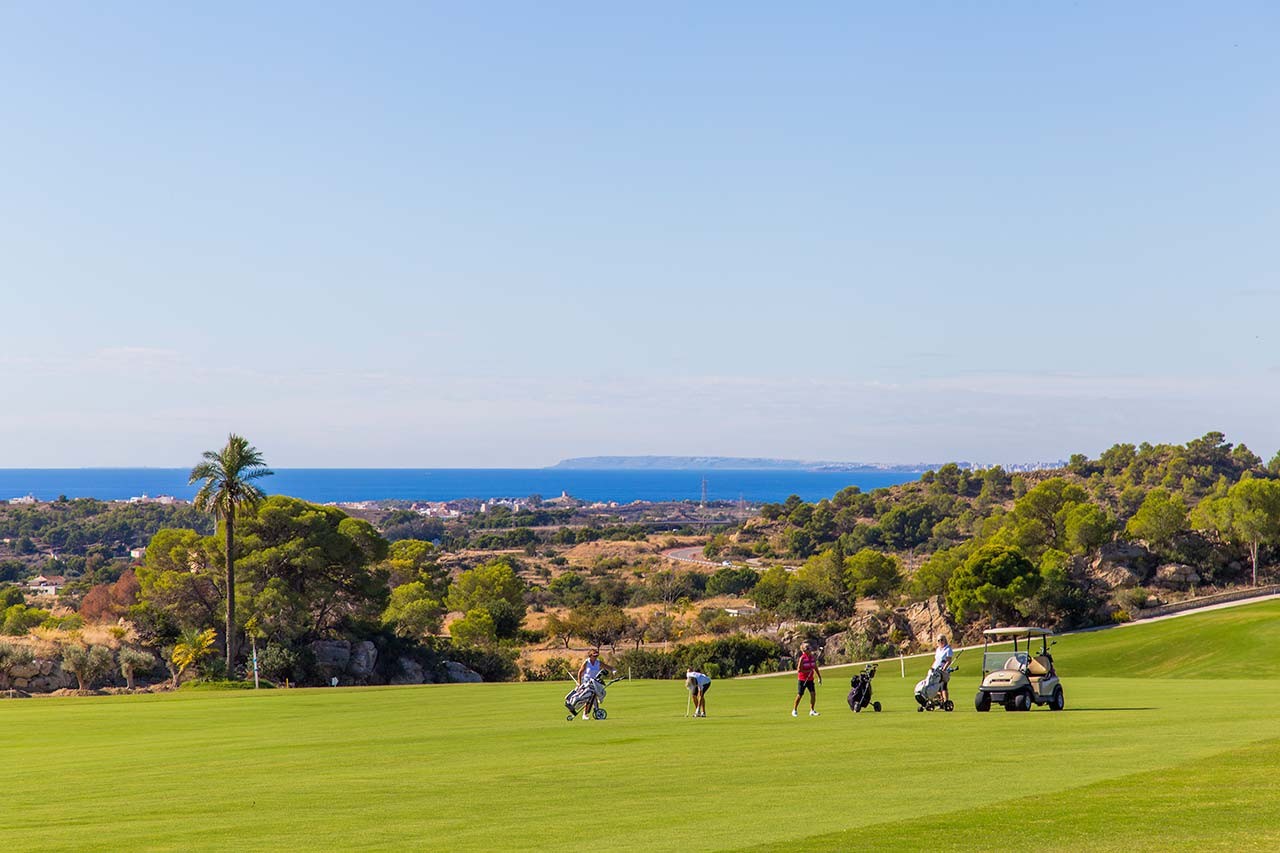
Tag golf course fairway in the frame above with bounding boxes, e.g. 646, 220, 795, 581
3, 600, 1278, 852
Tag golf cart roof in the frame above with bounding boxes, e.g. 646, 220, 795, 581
982, 627, 1053, 638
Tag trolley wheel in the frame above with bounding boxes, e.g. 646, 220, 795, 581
943, 700, 955, 712
593, 707, 607, 720
566, 714, 575, 722
872, 701, 882, 713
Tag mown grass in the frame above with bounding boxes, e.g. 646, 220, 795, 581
2, 601, 1277, 852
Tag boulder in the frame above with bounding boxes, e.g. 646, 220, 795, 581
38, 659, 53, 676
1087, 562, 1145, 590
1154, 563, 1201, 588
8, 663, 38, 680
348, 641, 377, 678
1091, 542, 1155, 586
12, 678, 28, 688
310, 640, 351, 671
443, 661, 483, 683
390, 657, 426, 685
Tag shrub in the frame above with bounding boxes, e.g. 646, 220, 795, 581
614, 635, 785, 679
2, 605, 50, 636
60, 643, 116, 690
437, 640, 518, 682
118, 647, 158, 689
520, 656, 572, 682
257, 643, 309, 684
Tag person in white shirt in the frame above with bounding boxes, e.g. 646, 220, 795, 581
575, 648, 614, 719
933, 635, 954, 704
685, 670, 712, 717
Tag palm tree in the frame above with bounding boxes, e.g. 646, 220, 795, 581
189, 434, 273, 675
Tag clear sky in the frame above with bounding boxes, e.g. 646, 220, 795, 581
2, 3, 1277, 467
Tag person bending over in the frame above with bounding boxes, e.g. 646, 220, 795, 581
686, 669, 711, 717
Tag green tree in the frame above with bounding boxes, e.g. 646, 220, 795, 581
910, 546, 968, 598
446, 559, 526, 638
189, 434, 273, 674
843, 548, 902, 598
1194, 478, 1280, 585
945, 544, 1041, 624
235, 497, 391, 642
449, 607, 497, 648
1063, 503, 1112, 554
796, 549, 847, 603
382, 581, 444, 638
136, 528, 220, 636
1125, 488, 1188, 551
749, 566, 791, 611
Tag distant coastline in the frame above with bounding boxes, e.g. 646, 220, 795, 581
550, 455, 1066, 473
0, 467, 923, 505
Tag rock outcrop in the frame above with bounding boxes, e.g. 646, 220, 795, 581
1154, 563, 1201, 588
310, 640, 352, 671
1088, 542, 1155, 589
443, 661, 483, 683
349, 641, 377, 678
390, 657, 427, 685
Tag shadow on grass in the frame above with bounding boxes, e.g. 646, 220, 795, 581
1066, 707, 1157, 712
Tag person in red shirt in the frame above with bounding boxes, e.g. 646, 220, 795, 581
791, 641, 822, 717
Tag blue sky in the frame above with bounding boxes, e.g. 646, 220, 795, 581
2, 3, 1277, 466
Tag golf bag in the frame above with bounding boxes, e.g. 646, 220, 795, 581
846, 663, 882, 713
564, 676, 608, 721
914, 662, 957, 712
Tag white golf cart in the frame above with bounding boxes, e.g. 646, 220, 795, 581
974, 627, 1065, 712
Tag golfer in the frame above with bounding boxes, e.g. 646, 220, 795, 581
575, 648, 614, 719
934, 635, 954, 704
685, 669, 711, 717
791, 642, 822, 717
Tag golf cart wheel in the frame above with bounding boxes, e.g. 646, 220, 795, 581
872, 701, 882, 713
593, 707, 607, 720
943, 700, 955, 712
975, 691, 991, 713
1016, 691, 1033, 712
1050, 686, 1065, 711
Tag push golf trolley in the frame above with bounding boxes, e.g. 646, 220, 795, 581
564, 675, 626, 721
846, 663, 882, 713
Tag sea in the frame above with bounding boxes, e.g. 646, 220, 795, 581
0, 468, 922, 505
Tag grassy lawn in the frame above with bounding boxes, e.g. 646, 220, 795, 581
3, 600, 1278, 852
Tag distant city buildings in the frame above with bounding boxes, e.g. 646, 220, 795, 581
8, 494, 37, 505
126, 494, 184, 505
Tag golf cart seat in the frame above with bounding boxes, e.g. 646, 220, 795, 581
1003, 655, 1028, 672
1027, 656, 1051, 677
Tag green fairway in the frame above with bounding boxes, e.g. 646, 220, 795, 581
3, 601, 1278, 852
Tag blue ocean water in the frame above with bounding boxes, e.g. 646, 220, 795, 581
0, 468, 921, 505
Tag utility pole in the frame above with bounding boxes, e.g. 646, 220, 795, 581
700, 477, 708, 510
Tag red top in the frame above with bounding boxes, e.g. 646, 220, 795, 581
797, 652, 816, 682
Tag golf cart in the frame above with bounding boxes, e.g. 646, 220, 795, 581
974, 627, 1064, 712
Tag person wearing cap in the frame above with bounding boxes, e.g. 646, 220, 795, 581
791, 642, 822, 717
575, 648, 614, 720
685, 669, 711, 717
